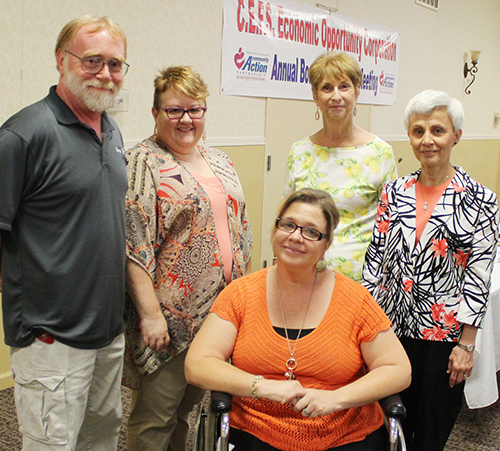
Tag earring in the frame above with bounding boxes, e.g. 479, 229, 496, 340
154, 125, 157, 135
353, 107, 357, 117
202, 131, 207, 142
316, 259, 327, 273
315, 108, 320, 121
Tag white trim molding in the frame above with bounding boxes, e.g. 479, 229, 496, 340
0, 371, 13, 390
124, 137, 266, 150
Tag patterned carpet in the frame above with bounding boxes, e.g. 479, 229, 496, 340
1, 383, 500, 450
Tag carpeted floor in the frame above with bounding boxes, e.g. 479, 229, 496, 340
444, 399, 500, 451
1, 382, 500, 450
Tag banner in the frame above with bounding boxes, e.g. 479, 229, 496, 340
221, 0, 400, 105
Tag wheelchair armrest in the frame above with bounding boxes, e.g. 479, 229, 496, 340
379, 393, 406, 420
210, 391, 232, 414
209, 391, 405, 418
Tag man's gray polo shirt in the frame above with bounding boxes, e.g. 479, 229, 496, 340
0, 86, 128, 349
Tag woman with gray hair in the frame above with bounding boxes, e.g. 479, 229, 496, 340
363, 90, 499, 450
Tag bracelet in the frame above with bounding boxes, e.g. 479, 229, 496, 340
251, 375, 263, 400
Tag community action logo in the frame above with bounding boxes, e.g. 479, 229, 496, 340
379, 70, 395, 91
361, 68, 395, 96
233, 47, 269, 80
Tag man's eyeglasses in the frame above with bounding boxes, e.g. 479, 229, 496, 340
275, 218, 327, 241
66, 50, 129, 77
162, 108, 207, 120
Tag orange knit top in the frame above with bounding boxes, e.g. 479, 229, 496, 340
211, 268, 392, 451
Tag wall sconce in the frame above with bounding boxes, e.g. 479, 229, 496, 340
463, 50, 481, 95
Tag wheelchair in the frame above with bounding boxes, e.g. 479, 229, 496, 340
192, 391, 407, 451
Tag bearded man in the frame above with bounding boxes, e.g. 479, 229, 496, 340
0, 15, 129, 451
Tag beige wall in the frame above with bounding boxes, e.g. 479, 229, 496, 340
0, 296, 13, 390
220, 145, 265, 273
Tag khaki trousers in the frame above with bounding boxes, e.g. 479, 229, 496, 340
127, 349, 205, 451
10, 333, 125, 451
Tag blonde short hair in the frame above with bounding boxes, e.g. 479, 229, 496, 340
55, 15, 127, 58
308, 52, 362, 95
153, 66, 209, 111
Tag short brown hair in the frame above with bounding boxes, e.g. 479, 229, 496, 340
55, 15, 127, 58
153, 66, 209, 111
275, 189, 340, 242
308, 52, 362, 95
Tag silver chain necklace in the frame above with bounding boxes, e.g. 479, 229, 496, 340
277, 272, 317, 380
419, 168, 454, 211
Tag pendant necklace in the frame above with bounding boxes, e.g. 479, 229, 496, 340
420, 171, 453, 211
422, 187, 440, 211
277, 272, 317, 380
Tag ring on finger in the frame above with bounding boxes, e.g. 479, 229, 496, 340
302, 408, 310, 415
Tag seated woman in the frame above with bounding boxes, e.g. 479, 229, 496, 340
185, 189, 411, 451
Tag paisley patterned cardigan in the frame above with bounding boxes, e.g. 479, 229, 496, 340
362, 166, 499, 342
124, 136, 253, 382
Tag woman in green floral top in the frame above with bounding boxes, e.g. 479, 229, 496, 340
285, 52, 397, 282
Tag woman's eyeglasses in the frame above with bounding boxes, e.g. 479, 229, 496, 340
275, 218, 327, 241
162, 107, 207, 119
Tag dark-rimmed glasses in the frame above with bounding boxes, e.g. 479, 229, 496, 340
66, 50, 129, 77
162, 107, 207, 120
275, 218, 327, 241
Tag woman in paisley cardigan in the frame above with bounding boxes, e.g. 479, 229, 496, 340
362, 90, 499, 451
124, 66, 253, 451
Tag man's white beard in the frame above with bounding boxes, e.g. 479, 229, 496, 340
63, 68, 120, 112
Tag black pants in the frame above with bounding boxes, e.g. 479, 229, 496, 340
229, 426, 386, 451
399, 337, 464, 451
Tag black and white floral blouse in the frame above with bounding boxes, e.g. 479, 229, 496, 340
362, 166, 499, 342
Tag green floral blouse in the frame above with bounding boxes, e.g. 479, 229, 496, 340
285, 136, 397, 282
